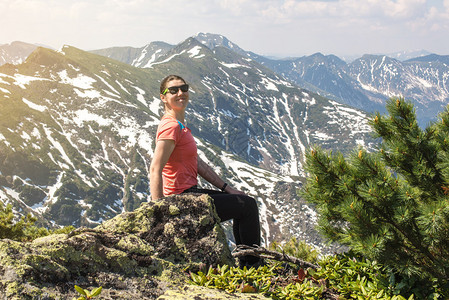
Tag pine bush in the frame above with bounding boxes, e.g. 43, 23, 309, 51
302, 98, 449, 295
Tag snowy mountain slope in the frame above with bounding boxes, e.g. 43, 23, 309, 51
90, 41, 173, 68
261, 53, 449, 126
349, 54, 449, 125
0, 41, 374, 252
147, 37, 376, 175
189, 33, 449, 126
386, 49, 431, 61
0, 41, 38, 66
0, 46, 163, 227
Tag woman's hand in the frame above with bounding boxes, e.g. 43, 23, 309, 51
197, 157, 246, 195
224, 185, 246, 195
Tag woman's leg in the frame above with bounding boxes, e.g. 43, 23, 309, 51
209, 193, 261, 248
184, 189, 262, 265
181, 188, 262, 265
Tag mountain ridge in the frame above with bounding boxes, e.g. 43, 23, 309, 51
5, 34, 445, 128
83, 33, 449, 126
0, 40, 374, 253
0, 41, 39, 66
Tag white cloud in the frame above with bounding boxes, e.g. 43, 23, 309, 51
1, 0, 448, 57
258, 0, 428, 20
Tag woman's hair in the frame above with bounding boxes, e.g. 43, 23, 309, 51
160, 75, 186, 94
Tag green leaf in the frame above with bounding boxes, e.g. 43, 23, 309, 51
376, 290, 384, 298
90, 286, 102, 297
74, 285, 87, 296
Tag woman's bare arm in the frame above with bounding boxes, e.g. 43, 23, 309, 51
149, 139, 175, 200
197, 157, 244, 194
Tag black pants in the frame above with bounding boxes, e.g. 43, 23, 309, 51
182, 186, 261, 249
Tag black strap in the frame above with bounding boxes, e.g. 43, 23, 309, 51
221, 183, 228, 191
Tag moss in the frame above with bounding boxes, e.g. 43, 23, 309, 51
23, 253, 70, 281
104, 248, 138, 275
168, 205, 180, 215
0, 239, 25, 265
20, 283, 43, 298
157, 260, 189, 285
199, 215, 213, 226
99, 202, 154, 233
5, 281, 23, 299
98, 213, 136, 233
173, 237, 187, 257
116, 235, 154, 255
163, 223, 175, 236
0, 194, 234, 298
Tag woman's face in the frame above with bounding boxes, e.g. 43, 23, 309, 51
161, 79, 189, 112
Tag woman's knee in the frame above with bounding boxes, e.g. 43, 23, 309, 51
241, 196, 258, 214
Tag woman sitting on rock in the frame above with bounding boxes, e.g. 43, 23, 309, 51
149, 74, 262, 268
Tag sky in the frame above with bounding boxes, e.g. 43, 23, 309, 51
1, 0, 449, 58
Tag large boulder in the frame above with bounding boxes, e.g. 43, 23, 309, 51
0, 194, 235, 299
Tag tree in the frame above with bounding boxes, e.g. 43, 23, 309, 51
0, 201, 74, 241
302, 98, 449, 290
0, 201, 46, 241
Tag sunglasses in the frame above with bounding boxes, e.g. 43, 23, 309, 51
162, 84, 189, 95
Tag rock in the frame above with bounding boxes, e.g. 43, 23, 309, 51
0, 194, 234, 299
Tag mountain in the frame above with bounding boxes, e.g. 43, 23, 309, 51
348, 54, 449, 125
262, 53, 449, 126
90, 41, 173, 68
260, 53, 384, 113
386, 49, 432, 61
0, 38, 375, 253
0, 41, 38, 66
193, 32, 267, 62
191, 34, 449, 126
91, 33, 448, 126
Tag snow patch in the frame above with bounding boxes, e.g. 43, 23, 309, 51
43, 126, 76, 170
0, 87, 10, 94
95, 74, 120, 95
260, 77, 279, 91
146, 50, 186, 68
188, 46, 204, 58
58, 70, 96, 89
132, 86, 147, 106
12, 74, 49, 89
31, 127, 41, 138
219, 62, 250, 69
20, 131, 31, 141
22, 98, 46, 112
116, 80, 130, 94
140, 48, 162, 68
149, 96, 161, 115
73, 109, 113, 127
74, 88, 101, 99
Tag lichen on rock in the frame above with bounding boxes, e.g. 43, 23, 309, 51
0, 193, 234, 299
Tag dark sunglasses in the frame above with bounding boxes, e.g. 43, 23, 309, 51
163, 84, 189, 95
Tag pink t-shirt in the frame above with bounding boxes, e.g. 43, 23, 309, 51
156, 115, 198, 196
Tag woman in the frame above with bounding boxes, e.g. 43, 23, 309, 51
149, 75, 262, 267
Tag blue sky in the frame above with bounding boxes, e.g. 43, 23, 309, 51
2, 0, 448, 58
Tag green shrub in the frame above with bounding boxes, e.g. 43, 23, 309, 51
190, 253, 421, 299
73, 285, 102, 300
302, 98, 449, 295
269, 237, 319, 265
0, 201, 74, 241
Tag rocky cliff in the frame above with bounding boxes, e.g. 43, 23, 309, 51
0, 194, 249, 299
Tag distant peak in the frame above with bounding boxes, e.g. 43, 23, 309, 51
57, 45, 70, 54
